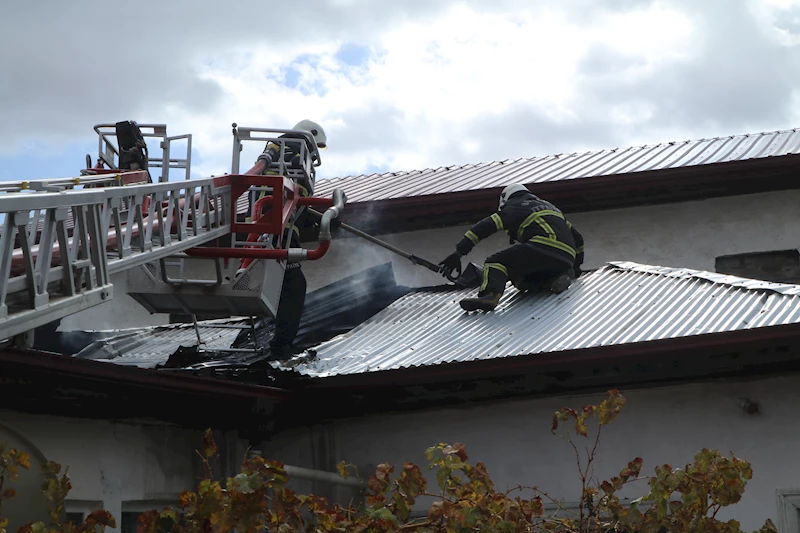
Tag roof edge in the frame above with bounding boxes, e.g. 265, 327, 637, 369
299, 321, 800, 390
331, 155, 800, 234
0, 348, 288, 401
607, 261, 800, 295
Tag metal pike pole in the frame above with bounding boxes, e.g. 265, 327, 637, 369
307, 210, 481, 287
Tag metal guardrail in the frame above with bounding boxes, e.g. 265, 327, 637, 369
0, 124, 334, 345
92, 123, 192, 182
0, 175, 232, 343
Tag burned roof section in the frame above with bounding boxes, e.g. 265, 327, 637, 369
70, 263, 411, 371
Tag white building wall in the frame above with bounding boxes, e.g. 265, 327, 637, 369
264, 374, 800, 531
304, 189, 800, 291
0, 412, 246, 528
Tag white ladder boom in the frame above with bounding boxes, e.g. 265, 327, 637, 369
0, 174, 233, 343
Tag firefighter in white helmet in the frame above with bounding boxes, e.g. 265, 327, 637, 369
439, 184, 585, 312
251, 119, 328, 361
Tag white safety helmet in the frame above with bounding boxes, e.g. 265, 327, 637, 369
293, 119, 327, 150
498, 183, 529, 210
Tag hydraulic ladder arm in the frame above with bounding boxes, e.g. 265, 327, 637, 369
0, 124, 345, 346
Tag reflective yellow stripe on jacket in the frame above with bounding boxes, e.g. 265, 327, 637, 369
517, 209, 576, 258
490, 213, 504, 230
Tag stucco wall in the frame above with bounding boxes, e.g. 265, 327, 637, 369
0, 412, 247, 528
303, 189, 800, 291
263, 374, 800, 530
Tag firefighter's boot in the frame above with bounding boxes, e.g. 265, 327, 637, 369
549, 269, 575, 294
460, 292, 503, 312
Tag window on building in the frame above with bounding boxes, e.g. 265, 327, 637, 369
715, 249, 800, 284
777, 490, 800, 532
121, 502, 182, 533
64, 500, 104, 525
121, 512, 142, 533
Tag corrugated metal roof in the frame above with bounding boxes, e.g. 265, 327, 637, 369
70, 263, 409, 370
314, 128, 800, 203
75, 318, 249, 369
281, 262, 800, 378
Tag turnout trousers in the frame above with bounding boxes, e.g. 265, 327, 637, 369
269, 262, 307, 351
480, 242, 573, 296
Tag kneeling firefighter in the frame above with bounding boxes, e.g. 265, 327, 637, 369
248, 119, 328, 361
438, 184, 584, 312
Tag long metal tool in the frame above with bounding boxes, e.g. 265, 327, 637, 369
309, 209, 440, 272
308, 210, 482, 287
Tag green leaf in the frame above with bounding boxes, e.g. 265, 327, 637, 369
629, 496, 643, 512
393, 492, 411, 522
425, 446, 437, 462
367, 507, 399, 524
230, 472, 259, 494
336, 461, 350, 480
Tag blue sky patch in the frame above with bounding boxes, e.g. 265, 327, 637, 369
0, 140, 207, 183
0, 141, 95, 182
275, 53, 328, 96
335, 43, 371, 67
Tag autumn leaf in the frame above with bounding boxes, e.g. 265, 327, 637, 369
136, 510, 161, 533
76, 509, 116, 533
397, 462, 426, 501
598, 389, 627, 425
428, 501, 445, 521
375, 463, 394, 482
178, 490, 198, 509
202, 429, 217, 459
524, 496, 544, 519
452, 443, 468, 462
7, 449, 30, 470
574, 415, 588, 437
757, 519, 779, 533
0, 389, 769, 533
551, 408, 574, 434
337, 461, 350, 480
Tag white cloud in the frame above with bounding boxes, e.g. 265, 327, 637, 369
749, 0, 800, 46
181, 1, 698, 178
2, 0, 798, 182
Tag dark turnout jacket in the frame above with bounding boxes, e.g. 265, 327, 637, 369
456, 191, 584, 270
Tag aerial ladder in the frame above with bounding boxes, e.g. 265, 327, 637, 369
0, 122, 345, 347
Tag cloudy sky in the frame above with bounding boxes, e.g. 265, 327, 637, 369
2, 0, 800, 182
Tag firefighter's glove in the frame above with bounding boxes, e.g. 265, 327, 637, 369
438, 252, 462, 279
